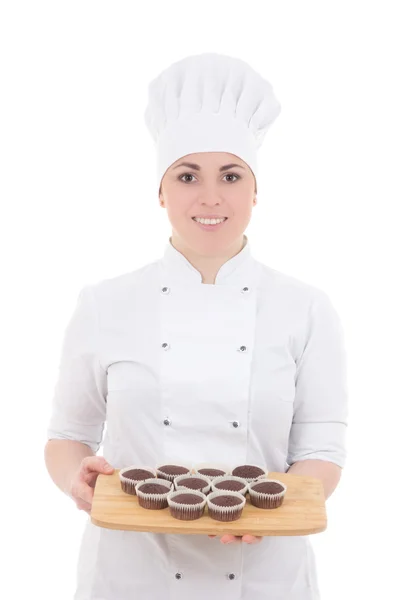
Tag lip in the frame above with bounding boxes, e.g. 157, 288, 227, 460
192, 217, 229, 231
192, 215, 228, 219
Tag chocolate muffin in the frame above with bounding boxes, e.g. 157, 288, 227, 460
253, 481, 284, 494
248, 479, 287, 509
135, 478, 173, 510
177, 478, 205, 490
212, 495, 243, 507
123, 468, 155, 480
231, 464, 268, 482
139, 483, 170, 494
197, 468, 226, 478
193, 464, 230, 481
119, 465, 157, 495
156, 464, 191, 482
211, 476, 248, 496
167, 490, 207, 520
207, 491, 246, 522
174, 474, 211, 495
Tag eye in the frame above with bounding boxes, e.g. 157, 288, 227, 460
223, 173, 240, 183
179, 173, 197, 183
178, 172, 241, 184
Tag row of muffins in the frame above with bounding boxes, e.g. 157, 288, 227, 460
118, 462, 287, 521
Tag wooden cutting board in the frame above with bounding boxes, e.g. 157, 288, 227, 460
91, 470, 327, 536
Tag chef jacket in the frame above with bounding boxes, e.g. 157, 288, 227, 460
47, 234, 348, 600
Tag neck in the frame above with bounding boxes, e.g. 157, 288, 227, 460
169, 234, 247, 285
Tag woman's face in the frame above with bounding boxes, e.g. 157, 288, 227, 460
159, 152, 257, 255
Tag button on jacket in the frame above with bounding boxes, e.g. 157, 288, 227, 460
47, 235, 348, 600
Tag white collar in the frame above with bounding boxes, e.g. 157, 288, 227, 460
161, 234, 255, 286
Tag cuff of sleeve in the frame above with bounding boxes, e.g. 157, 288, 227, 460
287, 421, 347, 469
47, 421, 105, 454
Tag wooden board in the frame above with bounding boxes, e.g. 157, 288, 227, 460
91, 470, 327, 536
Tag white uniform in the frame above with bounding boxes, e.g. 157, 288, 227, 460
47, 235, 348, 600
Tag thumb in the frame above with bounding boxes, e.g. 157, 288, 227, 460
100, 458, 114, 473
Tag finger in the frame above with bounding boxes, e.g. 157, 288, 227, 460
76, 483, 94, 506
80, 456, 114, 477
220, 535, 242, 544
242, 535, 263, 544
75, 497, 92, 513
83, 470, 101, 488
80, 458, 114, 487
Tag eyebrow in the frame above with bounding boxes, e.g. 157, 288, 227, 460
172, 162, 245, 172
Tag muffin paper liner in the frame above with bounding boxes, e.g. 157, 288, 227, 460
231, 463, 269, 483
207, 490, 246, 522
119, 465, 157, 495
155, 461, 193, 482
174, 473, 211, 495
167, 489, 207, 520
211, 475, 249, 496
248, 478, 287, 509
135, 478, 173, 509
193, 462, 231, 481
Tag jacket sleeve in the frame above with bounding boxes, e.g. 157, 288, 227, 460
287, 290, 349, 468
46, 285, 107, 453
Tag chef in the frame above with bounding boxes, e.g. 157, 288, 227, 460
45, 52, 348, 600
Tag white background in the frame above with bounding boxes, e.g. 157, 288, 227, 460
1, 1, 399, 598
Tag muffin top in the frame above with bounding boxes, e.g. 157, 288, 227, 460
232, 465, 265, 479
122, 468, 154, 481
172, 493, 204, 505
214, 480, 246, 492
252, 481, 285, 495
209, 495, 243, 507
197, 468, 226, 477
158, 465, 190, 476
138, 483, 170, 495
177, 477, 208, 490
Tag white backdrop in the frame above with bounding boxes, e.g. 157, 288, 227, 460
1, 1, 399, 598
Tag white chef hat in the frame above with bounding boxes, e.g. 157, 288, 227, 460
143, 52, 281, 194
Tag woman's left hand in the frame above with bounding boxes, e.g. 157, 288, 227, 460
208, 534, 262, 544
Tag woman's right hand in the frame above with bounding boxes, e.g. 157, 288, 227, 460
69, 456, 115, 514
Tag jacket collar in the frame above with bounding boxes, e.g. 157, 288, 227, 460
161, 234, 255, 286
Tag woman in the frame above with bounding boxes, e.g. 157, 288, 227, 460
45, 53, 348, 600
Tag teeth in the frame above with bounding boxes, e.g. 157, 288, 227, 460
193, 217, 227, 225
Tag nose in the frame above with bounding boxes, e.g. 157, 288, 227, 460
198, 190, 223, 206
196, 180, 227, 208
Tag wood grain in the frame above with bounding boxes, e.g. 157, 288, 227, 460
91, 470, 326, 536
